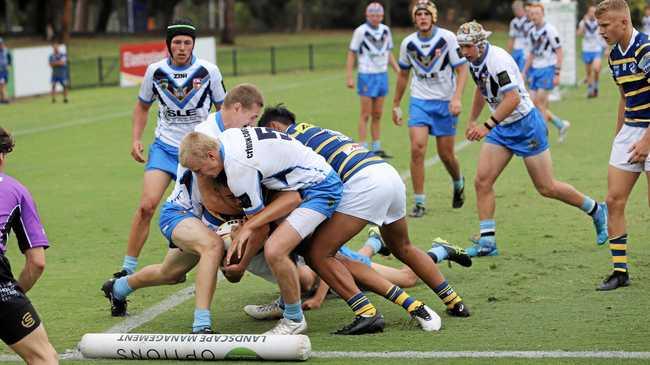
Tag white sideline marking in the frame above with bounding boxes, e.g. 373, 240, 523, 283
312, 351, 650, 359
12, 74, 341, 137
13, 111, 131, 136
104, 285, 197, 334
3, 350, 650, 362
398, 139, 472, 180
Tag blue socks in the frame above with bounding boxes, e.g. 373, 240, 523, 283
371, 140, 381, 152
283, 302, 303, 322
479, 220, 496, 246
428, 245, 448, 263
361, 142, 369, 149
414, 194, 426, 206
364, 236, 383, 255
192, 308, 211, 332
113, 277, 134, 300
580, 197, 599, 216
453, 177, 464, 191
550, 115, 564, 131
122, 256, 138, 274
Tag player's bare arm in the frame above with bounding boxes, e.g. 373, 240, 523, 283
450, 63, 468, 116
16, 247, 46, 293
466, 87, 486, 138
392, 69, 410, 125
346, 51, 356, 88
131, 100, 151, 163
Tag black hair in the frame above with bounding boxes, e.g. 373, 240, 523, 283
166, 18, 196, 55
0, 127, 14, 154
257, 104, 296, 128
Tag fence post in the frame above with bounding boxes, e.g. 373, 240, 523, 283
308, 44, 314, 71
232, 48, 238, 76
270, 46, 276, 75
97, 57, 104, 86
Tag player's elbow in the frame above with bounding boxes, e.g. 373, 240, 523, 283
26, 251, 46, 274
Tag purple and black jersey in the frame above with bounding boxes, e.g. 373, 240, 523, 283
0, 173, 49, 281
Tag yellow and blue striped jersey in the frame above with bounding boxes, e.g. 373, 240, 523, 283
608, 29, 650, 127
286, 122, 384, 183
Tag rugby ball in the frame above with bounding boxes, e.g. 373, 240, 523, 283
217, 219, 246, 264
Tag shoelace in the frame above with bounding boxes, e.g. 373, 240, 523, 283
258, 302, 280, 313
411, 305, 432, 321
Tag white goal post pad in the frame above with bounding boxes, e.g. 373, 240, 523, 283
79, 333, 311, 361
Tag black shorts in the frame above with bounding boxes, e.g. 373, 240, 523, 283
0, 281, 41, 345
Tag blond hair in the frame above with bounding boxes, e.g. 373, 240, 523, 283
595, 0, 630, 18
223, 83, 264, 110
179, 131, 220, 168
528, 2, 544, 13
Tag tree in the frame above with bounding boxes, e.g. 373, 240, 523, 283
73, 0, 90, 32
61, 0, 72, 42
221, 0, 235, 44
95, 0, 114, 33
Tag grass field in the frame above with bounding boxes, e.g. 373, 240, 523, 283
1, 32, 649, 365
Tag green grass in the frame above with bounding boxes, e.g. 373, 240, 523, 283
0, 33, 649, 364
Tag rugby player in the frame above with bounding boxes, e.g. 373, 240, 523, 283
346, 2, 399, 158
0, 127, 58, 364
457, 21, 607, 257
392, 0, 468, 216
113, 19, 226, 279
595, 0, 650, 290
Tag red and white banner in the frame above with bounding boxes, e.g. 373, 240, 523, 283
120, 42, 167, 87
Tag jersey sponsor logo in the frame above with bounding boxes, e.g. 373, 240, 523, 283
192, 78, 202, 90
173, 73, 187, 79
497, 71, 511, 87
158, 79, 169, 90
165, 108, 198, 118
241, 128, 254, 158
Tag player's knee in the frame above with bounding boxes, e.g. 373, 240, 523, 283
438, 150, 456, 165
264, 245, 286, 267
410, 145, 426, 160
371, 111, 382, 121
137, 198, 159, 219
402, 270, 418, 288
535, 183, 556, 198
474, 176, 491, 193
605, 194, 626, 211
195, 238, 221, 259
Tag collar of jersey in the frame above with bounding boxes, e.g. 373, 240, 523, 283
365, 21, 380, 30
617, 29, 639, 56
417, 26, 437, 42
167, 55, 196, 71
534, 22, 546, 31
215, 111, 226, 132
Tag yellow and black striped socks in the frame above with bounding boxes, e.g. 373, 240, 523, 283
609, 234, 628, 272
346, 292, 377, 317
384, 285, 423, 314
434, 280, 462, 309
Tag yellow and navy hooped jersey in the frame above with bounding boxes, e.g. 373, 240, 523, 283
609, 29, 650, 127
286, 123, 384, 183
